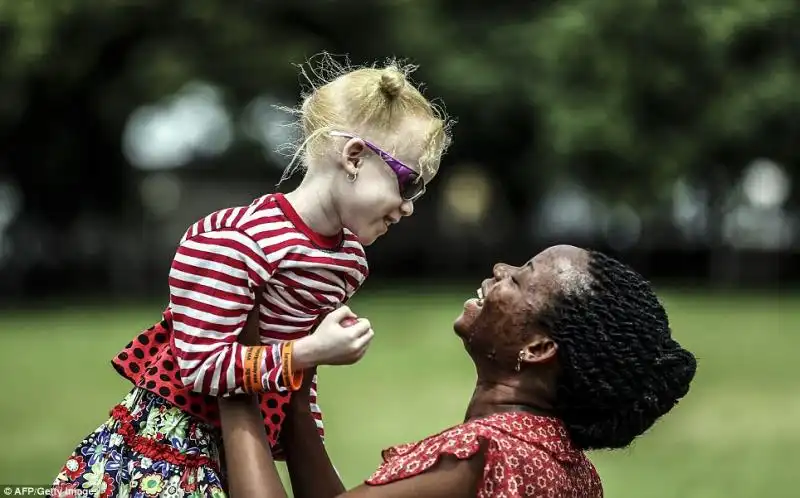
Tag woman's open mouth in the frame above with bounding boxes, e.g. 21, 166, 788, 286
465, 281, 491, 310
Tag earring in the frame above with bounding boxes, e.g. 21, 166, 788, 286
346, 172, 358, 183
514, 350, 524, 372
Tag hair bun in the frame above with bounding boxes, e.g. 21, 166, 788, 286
379, 67, 405, 99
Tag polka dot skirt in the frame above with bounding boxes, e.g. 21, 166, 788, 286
111, 311, 291, 455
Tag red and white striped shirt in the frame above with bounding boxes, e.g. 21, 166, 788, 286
169, 193, 368, 431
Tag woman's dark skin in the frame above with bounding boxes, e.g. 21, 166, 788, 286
218, 394, 289, 498
219, 245, 588, 498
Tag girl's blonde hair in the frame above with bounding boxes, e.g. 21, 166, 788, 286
277, 53, 453, 185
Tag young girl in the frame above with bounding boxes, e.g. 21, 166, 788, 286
52, 56, 452, 498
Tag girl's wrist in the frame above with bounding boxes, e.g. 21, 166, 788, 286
290, 336, 320, 371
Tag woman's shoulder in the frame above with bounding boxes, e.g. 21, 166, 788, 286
366, 412, 602, 496
378, 416, 488, 462
365, 418, 487, 486
377, 412, 580, 460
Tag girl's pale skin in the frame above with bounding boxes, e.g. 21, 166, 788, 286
286, 121, 433, 371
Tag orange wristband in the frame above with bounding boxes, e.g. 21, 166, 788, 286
281, 341, 304, 391
243, 346, 265, 393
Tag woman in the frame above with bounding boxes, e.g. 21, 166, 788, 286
218, 245, 697, 497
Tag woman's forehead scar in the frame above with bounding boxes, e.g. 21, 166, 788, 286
552, 257, 592, 295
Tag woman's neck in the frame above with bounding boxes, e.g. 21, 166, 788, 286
465, 379, 556, 421
283, 176, 341, 237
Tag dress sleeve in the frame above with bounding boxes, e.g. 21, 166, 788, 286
169, 228, 285, 396
365, 423, 484, 486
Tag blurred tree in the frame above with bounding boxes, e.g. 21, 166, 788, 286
0, 1, 394, 224
377, 0, 800, 283
5, 0, 797, 214
387, 0, 800, 207
1, 0, 799, 292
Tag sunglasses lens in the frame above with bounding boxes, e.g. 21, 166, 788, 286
401, 177, 425, 201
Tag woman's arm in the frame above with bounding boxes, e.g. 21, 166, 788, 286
219, 369, 484, 498
281, 372, 345, 498
218, 394, 288, 498
281, 372, 484, 498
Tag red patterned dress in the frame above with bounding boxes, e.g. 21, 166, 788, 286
367, 412, 603, 497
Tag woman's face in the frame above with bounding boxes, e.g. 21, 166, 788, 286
453, 245, 590, 363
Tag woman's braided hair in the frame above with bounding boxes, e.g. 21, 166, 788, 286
538, 251, 697, 450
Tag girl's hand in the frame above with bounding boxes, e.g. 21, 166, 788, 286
292, 306, 374, 368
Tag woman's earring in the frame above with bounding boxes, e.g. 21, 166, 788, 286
515, 350, 524, 372
346, 171, 358, 183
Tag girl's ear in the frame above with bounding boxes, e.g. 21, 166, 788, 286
341, 138, 366, 175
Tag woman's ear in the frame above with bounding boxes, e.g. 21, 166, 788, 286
520, 335, 558, 365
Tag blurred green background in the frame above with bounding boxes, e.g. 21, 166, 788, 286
1, 1, 797, 496
0, 287, 792, 497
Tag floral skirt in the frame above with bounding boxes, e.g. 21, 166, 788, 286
52, 387, 226, 498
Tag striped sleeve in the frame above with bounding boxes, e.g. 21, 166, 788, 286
169, 228, 278, 396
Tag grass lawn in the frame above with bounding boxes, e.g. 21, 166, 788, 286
0, 286, 792, 497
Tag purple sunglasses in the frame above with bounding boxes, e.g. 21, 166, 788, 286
330, 131, 426, 202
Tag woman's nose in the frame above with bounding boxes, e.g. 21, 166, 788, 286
493, 263, 509, 280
